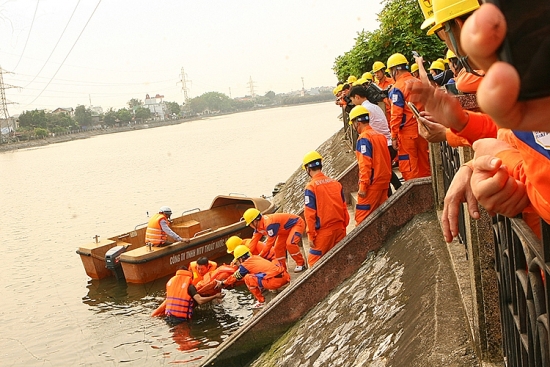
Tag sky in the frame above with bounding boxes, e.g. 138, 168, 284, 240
0, 0, 385, 116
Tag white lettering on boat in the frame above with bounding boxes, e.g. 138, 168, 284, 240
168, 237, 237, 266
169, 254, 181, 265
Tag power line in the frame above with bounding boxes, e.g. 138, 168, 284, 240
21, 0, 102, 110
23, 0, 82, 88
12, 0, 40, 72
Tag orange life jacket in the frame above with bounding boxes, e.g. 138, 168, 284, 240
189, 260, 217, 285
145, 213, 168, 245
165, 269, 194, 319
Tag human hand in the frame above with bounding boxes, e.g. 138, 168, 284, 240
358, 189, 367, 198
461, 3, 550, 132
417, 112, 447, 143
216, 292, 225, 299
470, 155, 529, 217
407, 82, 469, 132
214, 280, 224, 289
392, 139, 398, 151
442, 164, 479, 242
471, 138, 513, 157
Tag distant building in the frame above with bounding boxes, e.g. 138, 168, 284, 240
53, 107, 74, 116
144, 94, 166, 121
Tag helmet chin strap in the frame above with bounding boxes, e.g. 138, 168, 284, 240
444, 21, 484, 78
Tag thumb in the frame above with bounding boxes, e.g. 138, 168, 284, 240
472, 155, 502, 174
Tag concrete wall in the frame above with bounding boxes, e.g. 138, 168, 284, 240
201, 178, 434, 367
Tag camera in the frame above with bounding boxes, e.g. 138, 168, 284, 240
365, 83, 389, 104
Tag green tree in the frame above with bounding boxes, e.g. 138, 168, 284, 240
34, 128, 48, 138
116, 108, 132, 123
74, 105, 93, 127
18, 110, 47, 129
134, 106, 151, 120
165, 101, 181, 116
103, 109, 118, 126
128, 98, 142, 109
333, 0, 445, 81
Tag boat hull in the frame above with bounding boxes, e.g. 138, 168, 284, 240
77, 195, 275, 284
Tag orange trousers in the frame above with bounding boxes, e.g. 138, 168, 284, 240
398, 135, 431, 181
244, 272, 290, 303
308, 227, 346, 267
355, 189, 388, 225
273, 219, 306, 270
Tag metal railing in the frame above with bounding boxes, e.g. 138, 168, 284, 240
493, 215, 550, 366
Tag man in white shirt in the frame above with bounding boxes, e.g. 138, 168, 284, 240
349, 85, 402, 194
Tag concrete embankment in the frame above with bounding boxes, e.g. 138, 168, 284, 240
200, 127, 478, 366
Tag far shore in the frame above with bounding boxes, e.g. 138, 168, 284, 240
1, 101, 332, 153
0, 116, 203, 153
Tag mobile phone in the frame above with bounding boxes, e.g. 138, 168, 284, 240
412, 51, 420, 58
483, 0, 550, 100
407, 102, 429, 130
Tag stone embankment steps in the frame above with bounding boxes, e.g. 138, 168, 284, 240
251, 210, 477, 367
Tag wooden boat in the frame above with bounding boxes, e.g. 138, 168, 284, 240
77, 195, 275, 284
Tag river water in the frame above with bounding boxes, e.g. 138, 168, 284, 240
0, 102, 342, 366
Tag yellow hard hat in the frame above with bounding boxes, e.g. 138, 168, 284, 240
335, 84, 343, 94
353, 78, 367, 86
372, 61, 386, 73
242, 208, 261, 226
233, 245, 251, 260
417, 0, 435, 29
348, 105, 370, 124
446, 49, 457, 59
226, 236, 242, 253
302, 151, 323, 170
332, 87, 338, 95
429, 60, 446, 71
427, 0, 480, 35
347, 75, 357, 84
387, 53, 409, 69
362, 72, 374, 81
411, 63, 419, 73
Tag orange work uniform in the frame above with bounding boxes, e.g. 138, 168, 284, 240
250, 213, 306, 270
242, 238, 276, 261
455, 68, 484, 94
495, 130, 550, 224
388, 72, 431, 180
188, 260, 217, 286
165, 269, 196, 321
304, 171, 349, 266
224, 255, 290, 303
354, 124, 392, 225
376, 76, 395, 122
450, 111, 498, 146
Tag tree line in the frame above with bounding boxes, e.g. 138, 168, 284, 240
15, 90, 334, 139
332, 0, 445, 81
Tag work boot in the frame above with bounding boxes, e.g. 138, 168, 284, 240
294, 265, 306, 273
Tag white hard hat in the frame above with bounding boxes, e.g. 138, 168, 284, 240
159, 206, 172, 215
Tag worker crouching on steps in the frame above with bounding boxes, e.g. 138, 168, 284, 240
242, 208, 307, 273
215, 245, 290, 309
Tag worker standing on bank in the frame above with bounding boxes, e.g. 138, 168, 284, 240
372, 61, 395, 122
215, 245, 290, 309
302, 151, 349, 267
349, 105, 392, 224
242, 208, 307, 273
386, 53, 431, 180
145, 206, 189, 246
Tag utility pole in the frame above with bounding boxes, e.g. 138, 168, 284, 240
229, 87, 232, 99
248, 76, 256, 99
0, 66, 18, 136
301, 77, 305, 97
178, 67, 191, 103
